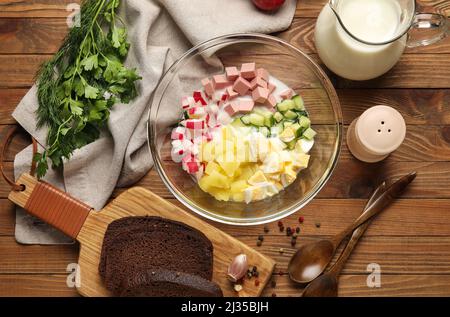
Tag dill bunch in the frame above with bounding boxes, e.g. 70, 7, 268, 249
35, 0, 141, 178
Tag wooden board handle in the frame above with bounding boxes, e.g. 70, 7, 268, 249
8, 173, 92, 239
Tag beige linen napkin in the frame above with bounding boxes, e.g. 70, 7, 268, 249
12, 0, 297, 244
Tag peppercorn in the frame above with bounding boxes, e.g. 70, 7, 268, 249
315, 222, 321, 228
258, 235, 264, 241
272, 292, 277, 297
291, 238, 297, 247
252, 266, 258, 273
298, 216, 304, 223
256, 240, 262, 247
247, 270, 253, 279
296, 227, 300, 233
253, 271, 259, 277
286, 227, 292, 236
278, 221, 283, 227
279, 226, 284, 232
264, 226, 269, 233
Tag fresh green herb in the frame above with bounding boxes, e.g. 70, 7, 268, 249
34, 0, 141, 178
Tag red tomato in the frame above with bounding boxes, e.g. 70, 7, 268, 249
252, 0, 286, 11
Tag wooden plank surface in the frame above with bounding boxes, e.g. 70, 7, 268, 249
2, 274, 450, 297
1, 0, 448, 18
0, 0, 450, 297
2, 53, 449, 89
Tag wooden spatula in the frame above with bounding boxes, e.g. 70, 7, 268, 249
9, 173, 275, 297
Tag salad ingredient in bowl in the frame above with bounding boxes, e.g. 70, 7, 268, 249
170, 63, 316, 204
148, 34, 342, 225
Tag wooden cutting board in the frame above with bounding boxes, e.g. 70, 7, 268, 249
9, 173, 276, 297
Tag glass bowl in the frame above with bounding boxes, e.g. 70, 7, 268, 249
148, 33, 342, 226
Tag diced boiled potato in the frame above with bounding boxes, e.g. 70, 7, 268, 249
266, 173, 281, 181
248, 170, 268, 186
232, 192, 245, 202
217, 160, 240, 178
206, 170, 231, 189
244, 186, 267, 203
230, 180, 249, 194
205, 161, 222, 176
292, 153, 310, 171
199, 176, 213, 192
200, 141, 215, 162
237, 164, 258, 181
274, 182, 284, 191
209, 188, 231, 201
264, 183, 280, 197
233, 167, 242, 178
281, 167, 297, 188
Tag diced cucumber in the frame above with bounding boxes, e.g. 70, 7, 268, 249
292, 95, 305, 110
231, 117, 246, 128
273, 112, 284, 123
264, 115, 275, 127
303, 127, 317, 140
277, 100, 295, 112
259, 127, 270, 137
287, 139, 297, 150
290, 123, 302, 138
299, 115, 311, 128
275, 123, 284, 132
284, 110, 298, 120
283, 121, 294, 128
249, 113, 265, 127
294, 110, 309, 117
240, 115, 251, 125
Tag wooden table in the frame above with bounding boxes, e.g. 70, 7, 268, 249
0, 0, 449, 297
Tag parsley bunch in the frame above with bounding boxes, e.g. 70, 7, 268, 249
34, 0, 141, 178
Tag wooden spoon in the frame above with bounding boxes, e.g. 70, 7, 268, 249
301, 181, 387, 297
288, 172, 416, 284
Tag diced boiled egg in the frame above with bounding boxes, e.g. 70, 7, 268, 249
296, 139, 315, 154
279, 127, 296, 143
262, 152, 283, 174
269, 137, 287, 152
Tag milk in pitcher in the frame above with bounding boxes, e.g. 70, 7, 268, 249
315, 0, 407, 80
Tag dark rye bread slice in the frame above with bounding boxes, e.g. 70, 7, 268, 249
99, 216, 214, 294
120, 269, 223, 297
99, 216, 213, 278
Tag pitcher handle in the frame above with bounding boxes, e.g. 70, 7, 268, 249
407, 13, 449, 48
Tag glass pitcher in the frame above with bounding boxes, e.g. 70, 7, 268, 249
315, 0, 449, 81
